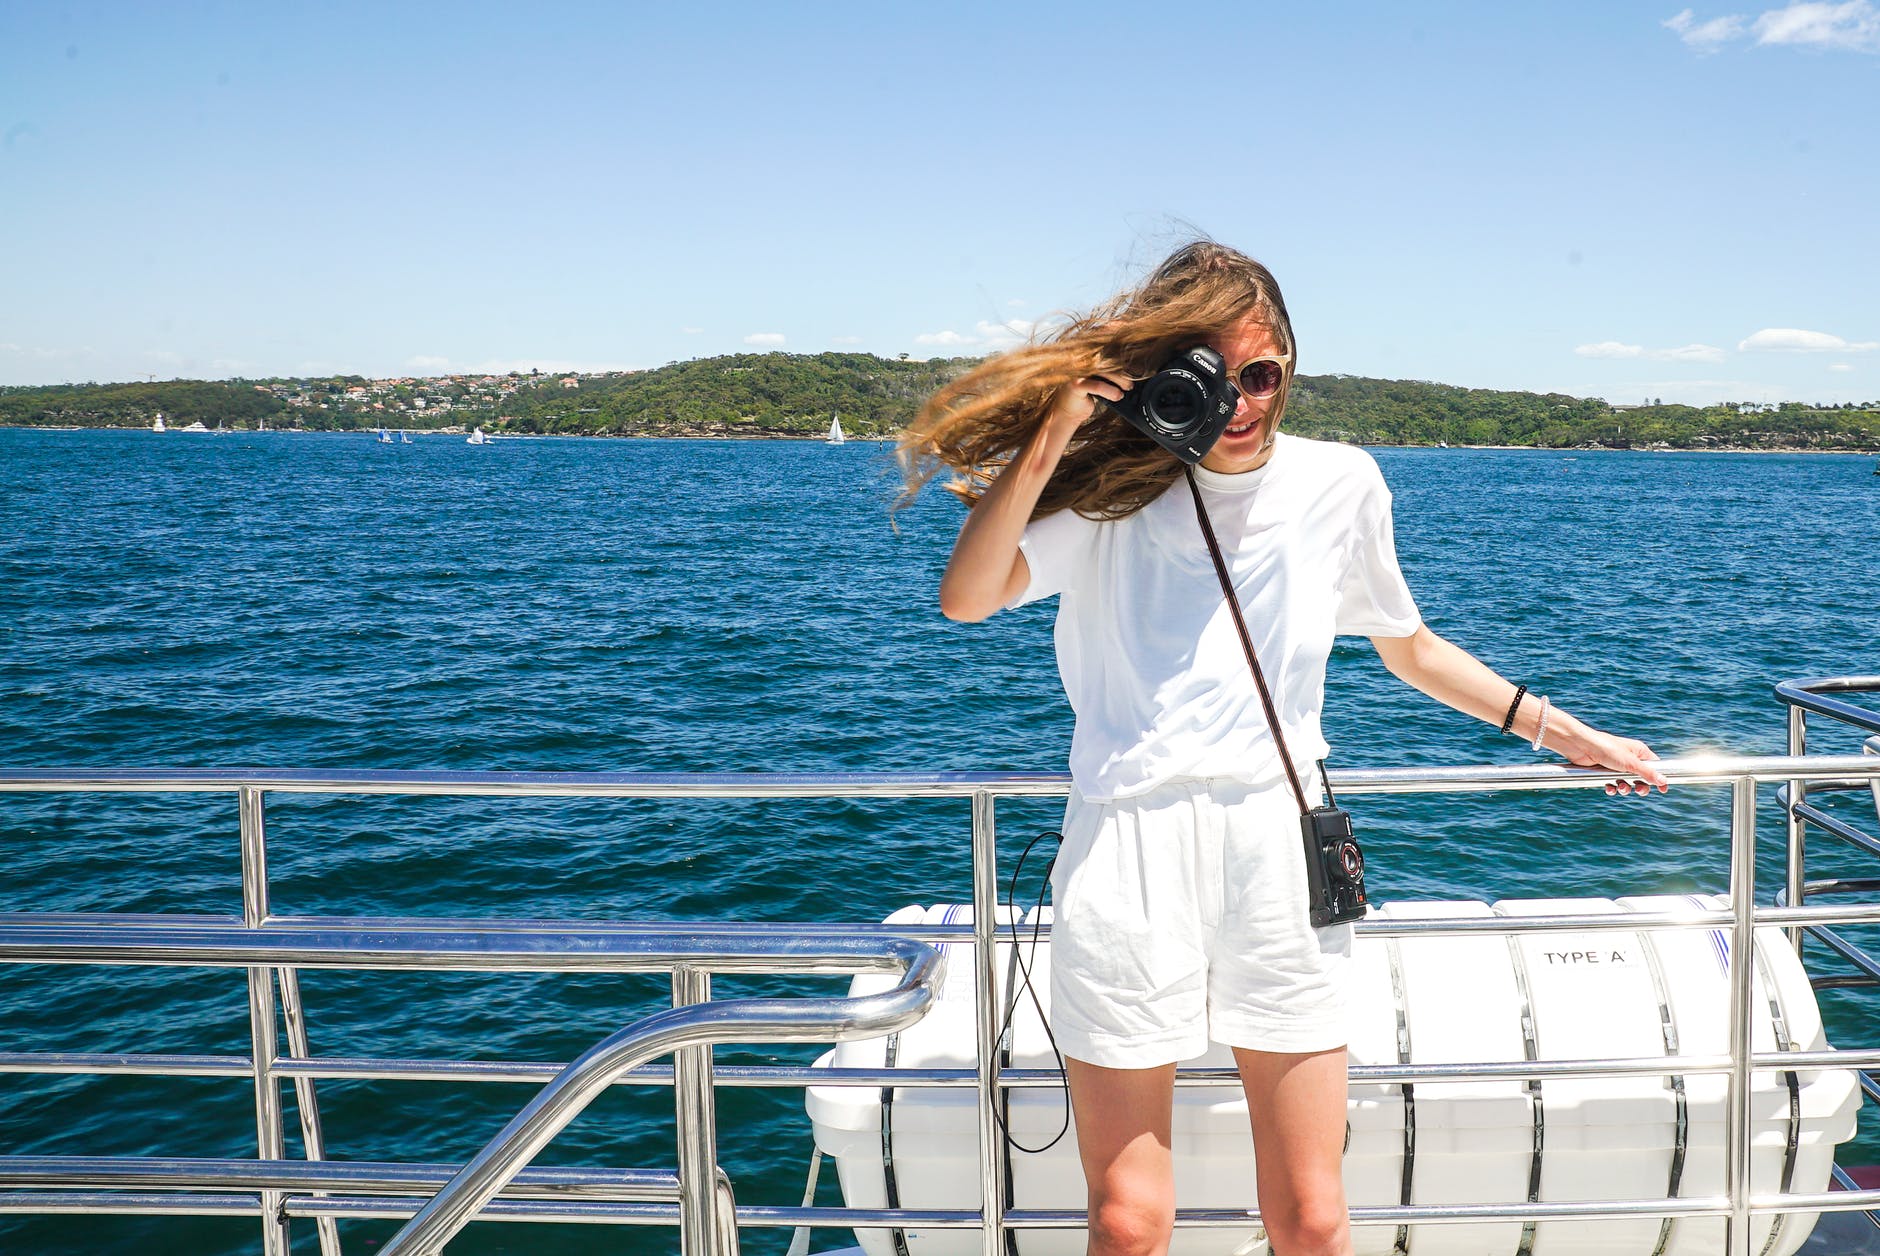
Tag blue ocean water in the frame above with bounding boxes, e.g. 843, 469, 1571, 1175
2, 427, 1878, 1254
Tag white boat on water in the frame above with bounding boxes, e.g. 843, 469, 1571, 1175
467, 428, 490, 445
828, 414, 845, 444
377, 428, 394, 444
400, 430, 412, 444
150, 414, 166, 433
1, 677, 1877, 1256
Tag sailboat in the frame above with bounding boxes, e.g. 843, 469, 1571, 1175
826, 413, 845, 445
377, 428, 394, 444
400, 431, 412, 444
467, 428, 489, 445
151, 414, 166, 433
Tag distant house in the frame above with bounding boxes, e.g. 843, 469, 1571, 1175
560, 376, 579, 389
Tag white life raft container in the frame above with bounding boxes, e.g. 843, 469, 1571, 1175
806, 898, 1861, 1256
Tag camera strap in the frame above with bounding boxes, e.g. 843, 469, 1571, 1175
1181, 464, 1313, 817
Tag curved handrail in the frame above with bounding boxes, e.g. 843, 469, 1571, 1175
1775, 675, 1880, 737
376, 936, 943, 1256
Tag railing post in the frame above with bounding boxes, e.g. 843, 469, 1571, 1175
238, 786, 290, 1256
1726, 774, 1757, 1256
673, 964, 722, 1256
970, 789, 1006, 1256
1786, 705, 1808, 953
278, 967, 343, 1256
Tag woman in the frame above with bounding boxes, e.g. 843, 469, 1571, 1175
899, 241, 1667, 1256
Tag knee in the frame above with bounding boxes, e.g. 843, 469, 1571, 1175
1262, 1194, 1349, 1256
1087, 1188, 1174, 1256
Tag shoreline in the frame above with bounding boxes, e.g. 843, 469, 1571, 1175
4, 423, 1877, 456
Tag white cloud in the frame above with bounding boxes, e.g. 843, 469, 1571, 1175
743, 332, 786, 347
680, 326, 704, 335
1577, 341, 1648, 359
829, 335, 862, 345
1754, 0, 1880, 49
1829, 362, 1856, 371
1738, 327, 1880, 352
407, 355, 452, 371
1665, 7, 1749, 48
914, 318, 1038, 353
0, 342, 21, 352
1574, 340, 1726, 362
1006, 298, 1027, 308
978, 318, 1034, 345
1665, 2, 1880, 50
465, 357, 638, 375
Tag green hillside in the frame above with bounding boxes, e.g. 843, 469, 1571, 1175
3, 354, 1875, 450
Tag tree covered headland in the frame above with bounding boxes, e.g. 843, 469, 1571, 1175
2, 354, 1876, 451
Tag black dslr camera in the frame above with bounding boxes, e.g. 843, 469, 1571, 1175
1101, 346, 1240, 465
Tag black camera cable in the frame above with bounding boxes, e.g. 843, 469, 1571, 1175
993, 827, 1072, 1156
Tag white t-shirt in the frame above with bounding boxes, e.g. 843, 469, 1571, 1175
1014, 433, 1421, 802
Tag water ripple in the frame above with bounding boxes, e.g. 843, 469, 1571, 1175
2, 432, 1878, 1253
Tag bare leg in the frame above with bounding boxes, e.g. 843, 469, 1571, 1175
1233, 1046, 1352, 1256
1065, 1056, 1177, 1256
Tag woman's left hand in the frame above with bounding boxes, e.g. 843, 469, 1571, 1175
1554, 725, 1670, 797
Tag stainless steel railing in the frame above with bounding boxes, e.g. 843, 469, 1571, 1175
1777, 675, 1880, 1227
4, 743, 1880, 1255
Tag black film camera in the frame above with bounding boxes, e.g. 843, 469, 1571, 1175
1101, 346, 1241, 465
1301, 804, 1368, 927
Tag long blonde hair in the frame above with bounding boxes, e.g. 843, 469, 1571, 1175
897, 241, 1297, 520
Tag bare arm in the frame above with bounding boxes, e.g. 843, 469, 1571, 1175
1370, 625, 1669, 795
937, 377, 1124, 622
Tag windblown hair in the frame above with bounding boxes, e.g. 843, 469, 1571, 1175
897, 241, 1297, 521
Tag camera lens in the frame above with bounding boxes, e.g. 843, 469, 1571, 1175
1339, 844, 1364, 879
1141, 371, 1205, 434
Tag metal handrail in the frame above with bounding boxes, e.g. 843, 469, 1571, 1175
377, 941, 941, 1256
7, 750, 1880, 1254
1776, 675, 1880, 1240
2, 752, 1878, 794
1776, 675, 1880, 738
1779, 678, 1880, 947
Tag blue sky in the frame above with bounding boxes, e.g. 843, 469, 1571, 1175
2, 0, 1876, 404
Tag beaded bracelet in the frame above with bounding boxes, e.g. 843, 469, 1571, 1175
1500, 684, 1528, 736
1531, 695, 1552, 752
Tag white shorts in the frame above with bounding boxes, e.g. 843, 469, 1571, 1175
1048, 775, 1354, 1069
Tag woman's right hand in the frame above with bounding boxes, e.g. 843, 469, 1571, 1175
1046, 375, 1129, 437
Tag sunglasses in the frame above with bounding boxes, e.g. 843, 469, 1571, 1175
1231, 353, 1291, 400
